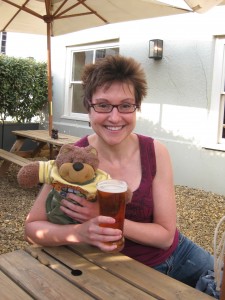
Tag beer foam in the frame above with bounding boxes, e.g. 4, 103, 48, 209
97, 179, 127, 193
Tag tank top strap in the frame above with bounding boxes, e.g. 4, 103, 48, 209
74, 135, 89, 147
137, 134, 156, 178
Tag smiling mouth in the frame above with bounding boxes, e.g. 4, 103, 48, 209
105, 126, 124, 131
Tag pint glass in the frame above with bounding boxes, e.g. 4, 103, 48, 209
96, 179, 128, 252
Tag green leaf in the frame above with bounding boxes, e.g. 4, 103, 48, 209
0, 55, 48, 122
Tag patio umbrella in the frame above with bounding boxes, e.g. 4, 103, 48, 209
184, 0, 225, 13
0, 0, 191, 135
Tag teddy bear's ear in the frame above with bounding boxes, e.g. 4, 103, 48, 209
86, 145, 98, 156
59, 144, 75, 155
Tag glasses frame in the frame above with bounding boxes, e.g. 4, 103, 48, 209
89, 103, 139, 114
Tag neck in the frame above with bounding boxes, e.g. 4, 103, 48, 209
89, 133, 137, 163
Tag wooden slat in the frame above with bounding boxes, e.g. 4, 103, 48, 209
0, 130, 81, 174
0, 250, 94, 300
8, 138, 25, 153
12, 130, 80, 147
27, 247, 156, 299
68, 244, 214, 300
0, 271, 32, 300
0, 149, 30, 167
0, 139, 30, 175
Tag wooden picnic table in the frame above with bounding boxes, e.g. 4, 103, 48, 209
0, 129, 80, 175
0, 244, 214, 299
10, 129, 80, 155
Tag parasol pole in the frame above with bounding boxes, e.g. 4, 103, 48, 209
46, 19, 53, 136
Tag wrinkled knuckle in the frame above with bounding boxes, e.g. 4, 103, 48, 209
87, 224, 95, 235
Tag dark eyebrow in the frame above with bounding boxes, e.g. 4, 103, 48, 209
93, 98, 109, 103
93, 98, 135, 103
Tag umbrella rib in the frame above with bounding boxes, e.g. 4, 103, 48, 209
55, 12, 95, 20
46, 0, 51, 16
53, 0, 89, 18
79, 1, 108, 23
53, 0, 108, 23
1, 0, 29, 31
1, 0, 44, 31
53, 0, 72, 17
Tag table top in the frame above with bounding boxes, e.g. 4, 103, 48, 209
0, 244, 213, 300
12, 130, 80, 146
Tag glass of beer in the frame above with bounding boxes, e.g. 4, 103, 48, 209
96, 179, 128, 252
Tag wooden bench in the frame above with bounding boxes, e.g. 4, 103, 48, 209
0, 149, 30, 174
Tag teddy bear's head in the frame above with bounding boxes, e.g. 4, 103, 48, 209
17, 144, 100, 188
56, 144, 99, 184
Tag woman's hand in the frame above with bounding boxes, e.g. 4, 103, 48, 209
60, 193, 99, 223
77, 216, 122, 252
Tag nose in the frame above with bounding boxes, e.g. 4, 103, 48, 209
73, 162, 84, 171
108, 106, 121, 121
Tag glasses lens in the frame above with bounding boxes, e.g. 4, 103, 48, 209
93, 103, 112, 112
118, 104, 136, 113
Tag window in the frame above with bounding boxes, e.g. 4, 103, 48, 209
64, 41, 119, 121
220, 56, 225, 142
1, 32, 7, 54
205, 37, 225, 150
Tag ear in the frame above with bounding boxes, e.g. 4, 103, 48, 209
17, 162, 40, 188
86, 145, 98, 156
59, 144, 75, 155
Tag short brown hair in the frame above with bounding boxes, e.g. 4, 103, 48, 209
81, 55, 147, 111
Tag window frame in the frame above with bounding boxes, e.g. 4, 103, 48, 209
63, 40, 119, 122
204, 36, 225, 151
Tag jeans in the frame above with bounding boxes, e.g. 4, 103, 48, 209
153, 233, 214, 287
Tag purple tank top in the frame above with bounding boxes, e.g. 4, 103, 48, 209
75, 134, 179, 266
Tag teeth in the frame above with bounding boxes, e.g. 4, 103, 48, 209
106, 126, 122, 131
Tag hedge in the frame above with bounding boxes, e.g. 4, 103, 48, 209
0, 55, 48, 123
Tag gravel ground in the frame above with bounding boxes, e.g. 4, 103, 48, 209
1, 162, 225, 255
0, 162, 39, 254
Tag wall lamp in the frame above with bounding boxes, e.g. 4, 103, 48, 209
149, 39, 163, 60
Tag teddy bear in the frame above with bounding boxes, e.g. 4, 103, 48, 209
17, 144, 110, 224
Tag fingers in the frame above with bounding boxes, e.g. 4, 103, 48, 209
87, 217, 123, 251
98, 243, 119, 252
59, 198, 123, 252
89, 216, 123, 240
61, 194, 93, 211
60, 203, 88, 223
92, 216, 123, 252
60, 194, 100, 222
65, 193, 87, 207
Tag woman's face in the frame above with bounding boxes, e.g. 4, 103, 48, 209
89, 81, 137, 146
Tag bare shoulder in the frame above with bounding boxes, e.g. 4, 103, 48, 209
153, 139, 170, 158
153, 139, 173, 178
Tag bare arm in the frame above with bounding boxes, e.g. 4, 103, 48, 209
25, 184, 122, 251
123, 140, 177, 249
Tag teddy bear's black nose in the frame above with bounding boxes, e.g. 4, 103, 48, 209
73, 162, 84, 171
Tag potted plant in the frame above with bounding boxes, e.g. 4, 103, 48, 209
0, 55, 48, 150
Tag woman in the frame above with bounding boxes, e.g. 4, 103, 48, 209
25, 55, 213, 288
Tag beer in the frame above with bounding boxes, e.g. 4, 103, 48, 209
96, 179, 128, 252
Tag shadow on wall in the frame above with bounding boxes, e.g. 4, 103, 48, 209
135, 116, 225, 196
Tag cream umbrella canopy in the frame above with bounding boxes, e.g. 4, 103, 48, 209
0, 0, 191, 134
184, 0, 225, 12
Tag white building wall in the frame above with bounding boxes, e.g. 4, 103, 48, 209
6, 32, 46, 62
5, 7, 225, 195
51, 7, 225, 195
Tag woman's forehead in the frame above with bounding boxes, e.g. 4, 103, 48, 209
95, 81, 135, 95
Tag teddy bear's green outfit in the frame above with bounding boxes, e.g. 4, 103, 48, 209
38, 160, 110, 224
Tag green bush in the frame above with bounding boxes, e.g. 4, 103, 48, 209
0, 55, 48, 123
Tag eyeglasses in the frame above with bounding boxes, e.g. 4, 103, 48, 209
89, 103, 139, 114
